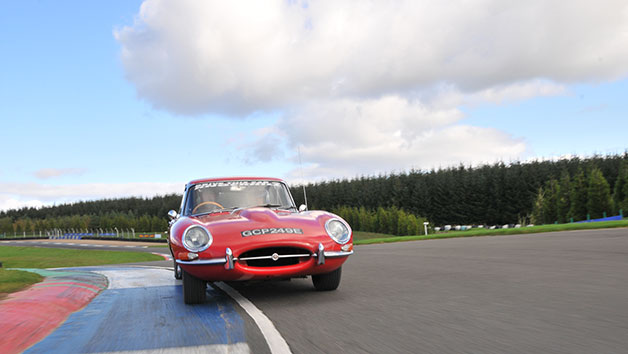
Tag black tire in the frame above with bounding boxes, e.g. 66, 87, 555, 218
182, 270, 207, 304
312, 267, 342, 291
174, 261, 182, 280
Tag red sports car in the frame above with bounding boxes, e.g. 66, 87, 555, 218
168, 177, 354, 304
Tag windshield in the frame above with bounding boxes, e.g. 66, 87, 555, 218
183, 180, 295, 216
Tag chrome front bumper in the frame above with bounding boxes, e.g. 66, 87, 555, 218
176, 243, 354, 269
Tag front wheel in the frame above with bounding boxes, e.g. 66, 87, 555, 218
174, 260, 182, 279
312, 267, 342, 291
182, 270, 207, 304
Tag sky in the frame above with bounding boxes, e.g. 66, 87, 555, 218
1, 0, 627, 211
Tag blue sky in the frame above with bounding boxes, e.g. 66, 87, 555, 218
1, 1, 627, 210
463, 80, 628, 158
0, 2, 290, 187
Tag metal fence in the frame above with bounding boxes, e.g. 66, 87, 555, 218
0, 228, 164, 240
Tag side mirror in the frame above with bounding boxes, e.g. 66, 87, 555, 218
167, 210, 179, 220
299, 204, 307, 212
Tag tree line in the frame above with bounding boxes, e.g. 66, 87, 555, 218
1, 153, 627, 234
531, 161, 628, 224
290, 154, 628, 226
0, 194, 182, 221
0, 211, 169, 235
332, 206, 428, 236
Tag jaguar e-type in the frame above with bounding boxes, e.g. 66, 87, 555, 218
167, 177, 354, 304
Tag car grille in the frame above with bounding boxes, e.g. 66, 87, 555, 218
238, 247, 311, 267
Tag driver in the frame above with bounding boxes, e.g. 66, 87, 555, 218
200, 188, 217, 204
190, 187, 223, 214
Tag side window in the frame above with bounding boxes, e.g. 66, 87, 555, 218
184, 188, 196, 215
179, 186, 187, 215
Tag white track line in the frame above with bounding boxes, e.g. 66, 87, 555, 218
215, 282, 292, 354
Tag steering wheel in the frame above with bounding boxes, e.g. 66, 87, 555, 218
192, 201, 224, 214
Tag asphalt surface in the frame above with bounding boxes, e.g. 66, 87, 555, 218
230, 228, 628, 354
3, 229, 628, 353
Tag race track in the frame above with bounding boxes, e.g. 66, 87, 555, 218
231, 228, 628, 353
3, 228, 628, 353
23, 267, 270, 354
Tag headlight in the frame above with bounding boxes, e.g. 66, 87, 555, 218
325, 218, 351, 244
182, 225, 212, 252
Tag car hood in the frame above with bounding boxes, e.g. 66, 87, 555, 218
189, 208, 332, 237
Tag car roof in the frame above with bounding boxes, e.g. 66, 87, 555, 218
186, 176, 285, 185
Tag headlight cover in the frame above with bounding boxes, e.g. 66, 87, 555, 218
325, 218, 351, 244
182, 225, 212, 252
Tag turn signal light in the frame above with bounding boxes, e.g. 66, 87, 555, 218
178, 252, 199, 260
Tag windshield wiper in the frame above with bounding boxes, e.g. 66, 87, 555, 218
249, 204, 295, 210
194, 207, 238, 216
252, 204, 283, 208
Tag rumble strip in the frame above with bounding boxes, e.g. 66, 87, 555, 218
24, 267, 253, 353
20, 267, 292, 354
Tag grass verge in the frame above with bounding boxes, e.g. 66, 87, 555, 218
0, 246, 164, 269
149, 244, 170, 248
0, 268, 44, 299
353, 219, 628, 245
352, 231, 396, 240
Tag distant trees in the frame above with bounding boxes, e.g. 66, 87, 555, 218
293, 153, 628, 226
587, 168, 612, 219
0, 217, 12, 234
540, 179, 559, 224
569, 168, 588, 222
332, 206, 427, 236
0, 194, 181, 221
612, 161, 628, 214
556, 171, 571, 223
0, 212, 169, 235
0, 194, 180, 235
2, 154, 628, 235
532, 166, 621, 224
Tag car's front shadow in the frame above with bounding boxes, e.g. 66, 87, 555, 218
218, 277, 348, 304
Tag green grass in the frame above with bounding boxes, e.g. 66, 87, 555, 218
353, 231, 398, 240
353, 219, 628, 245
0, 233, 168, 243
0, 268, 44, 297
0, 246, 163, 268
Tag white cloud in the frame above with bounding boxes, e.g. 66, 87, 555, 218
0, 182, 184, 211
430, 80, 567, 108
256, 96, 526, 179
0, 196, 45, 212
243, 127, 285, 163
34, 168, 87, 179
116, 0, 628, 115
473, 81, 567, 105
114, 1, 628, 178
